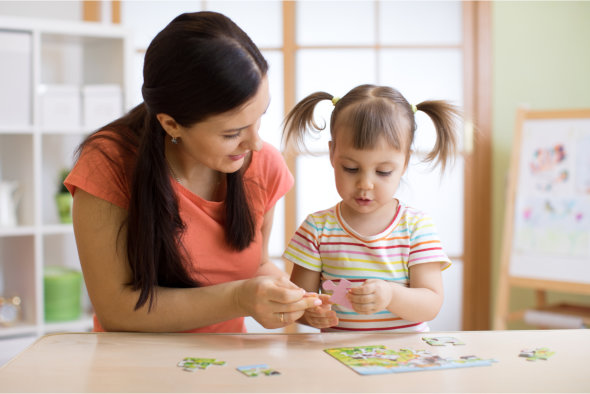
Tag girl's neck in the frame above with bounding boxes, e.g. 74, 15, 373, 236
339, 199, 399, 237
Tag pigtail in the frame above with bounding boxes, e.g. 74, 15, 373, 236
282, 92, 333, 152
415, 100, 461, 173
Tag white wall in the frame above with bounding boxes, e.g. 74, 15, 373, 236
0, 0, 81, 20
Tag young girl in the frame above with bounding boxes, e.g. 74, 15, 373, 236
282, 84, 460, 332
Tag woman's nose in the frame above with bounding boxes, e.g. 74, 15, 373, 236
243, 126, 263, 152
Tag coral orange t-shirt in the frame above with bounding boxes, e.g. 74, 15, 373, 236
65, 132, 293, 333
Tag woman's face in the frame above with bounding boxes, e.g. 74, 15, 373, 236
178, 75, 270, 174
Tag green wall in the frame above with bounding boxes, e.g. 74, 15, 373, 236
492, 1, 590, 327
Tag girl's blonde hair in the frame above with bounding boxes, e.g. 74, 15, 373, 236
283, 84, 460, 172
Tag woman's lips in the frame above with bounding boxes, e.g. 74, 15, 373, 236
229, 152, 247, 161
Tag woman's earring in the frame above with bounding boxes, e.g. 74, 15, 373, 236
171, 136, 178, 144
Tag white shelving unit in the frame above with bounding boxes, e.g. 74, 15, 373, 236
0, 16, 131, 340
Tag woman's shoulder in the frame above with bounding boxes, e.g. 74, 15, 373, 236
253, 142, 283, 164
82, 128, 137, 154
76, 129, 139, 175
249, 142, 290, 179
67, 128, 135, 209
246, 142, 294, 209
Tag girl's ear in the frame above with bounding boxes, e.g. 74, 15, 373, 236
156, 113, 180, 140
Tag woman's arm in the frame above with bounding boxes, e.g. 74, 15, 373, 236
73, 189, 316, 332
349, 262, 444, 322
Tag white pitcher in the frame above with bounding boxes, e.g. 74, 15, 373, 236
0, 181, 21, 227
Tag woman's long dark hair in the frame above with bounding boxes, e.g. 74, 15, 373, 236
76, 12, 268, 310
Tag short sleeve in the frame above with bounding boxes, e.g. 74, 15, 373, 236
255, 143, 294, 213
408, 212, 451, 271
282, 214, 322, 272
64, 132, 132, 209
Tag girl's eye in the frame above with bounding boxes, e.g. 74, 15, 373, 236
343, 167, 358, 173
223, 132, 241, 139
377, 171, 392, 176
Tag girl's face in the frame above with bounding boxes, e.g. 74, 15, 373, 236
177, 75, 270, 174
329, 127, 407, 220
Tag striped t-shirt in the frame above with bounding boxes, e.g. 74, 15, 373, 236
283, 201, 451, 332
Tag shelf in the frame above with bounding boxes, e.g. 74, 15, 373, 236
0, 16, 129, 39
0, 225, 73, 237
0, 125, 34, 135
0, 226, 35, 237
43, 314, 93, 334
40, 128, 91, 136
0, 16, 129, 341
0, 323, 37, 339
523, 303, 590, 329
41, 224, 73, 235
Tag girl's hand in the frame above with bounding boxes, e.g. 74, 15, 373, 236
348, 279, 396, 315
301, 294, 338, 329
235, 276, 322, 329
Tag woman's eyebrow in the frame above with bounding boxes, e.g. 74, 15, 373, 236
223, 125, 249, 133
222, 100, 271, 133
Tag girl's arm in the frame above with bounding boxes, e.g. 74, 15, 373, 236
349, 262, 444, 322
289, 263, 321, 293
73, 189, 317, 332
290, 264, 337, 328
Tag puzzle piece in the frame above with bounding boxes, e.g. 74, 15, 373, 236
178, 357, 226, 372
519, 347, 555, 361
322, 279, 352, 309
422, 336, 465, 346
236, 364, 281, 377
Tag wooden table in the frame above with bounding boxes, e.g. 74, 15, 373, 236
1, 329, 589, 392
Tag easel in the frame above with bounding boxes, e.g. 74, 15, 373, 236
493, 108, 590, 330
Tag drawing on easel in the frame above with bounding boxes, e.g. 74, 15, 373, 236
514, 197, 590, 257
576, 133, 590, 194
494, 108, 590, 330
513, 118, 590, 260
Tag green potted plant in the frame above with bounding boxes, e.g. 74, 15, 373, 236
55, 168, 73, 223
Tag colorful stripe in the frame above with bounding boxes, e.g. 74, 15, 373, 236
283, 201, 451, 333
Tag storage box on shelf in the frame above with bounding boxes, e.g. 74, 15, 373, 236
0, 30, 31, 128
0, 16, 130, 340
83, 84, 123, 130
39, 85, 81, 131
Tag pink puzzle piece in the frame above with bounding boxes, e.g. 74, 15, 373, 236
322, 279, 353, 309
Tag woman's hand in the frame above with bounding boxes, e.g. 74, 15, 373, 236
348, 279, 395, 315
234, 276, 322, 329
300, 294, 338, 329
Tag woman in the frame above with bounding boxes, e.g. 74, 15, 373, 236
65, 11, 319, 333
